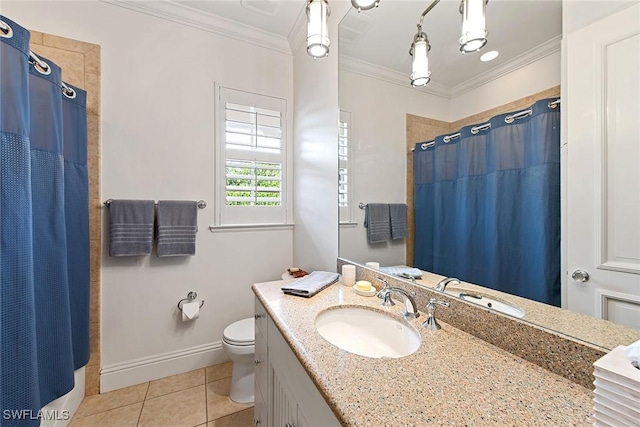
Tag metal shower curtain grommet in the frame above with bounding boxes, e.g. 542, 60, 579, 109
62, 84, 77, 99
29, 52, 52, 76
0, 20, 13, 38
421, 143, 428, 150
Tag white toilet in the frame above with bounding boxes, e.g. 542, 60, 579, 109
222, 318, 255, 404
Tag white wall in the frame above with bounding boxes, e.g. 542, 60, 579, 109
563, 0, 636, 34
338, 70, 450, 266
449, 50, 561, 122
3, 0, 294, 391
291, 2, 350, 272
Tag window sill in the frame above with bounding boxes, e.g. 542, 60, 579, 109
209, 223, 294, 233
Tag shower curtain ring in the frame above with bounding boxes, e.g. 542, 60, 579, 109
0, 20, 13, 38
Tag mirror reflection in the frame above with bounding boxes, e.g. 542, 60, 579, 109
338, 0, 640, 350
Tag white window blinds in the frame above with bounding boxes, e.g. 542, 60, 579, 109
217, 87, 287, 225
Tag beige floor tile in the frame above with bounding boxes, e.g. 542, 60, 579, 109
138, 385, 206, 427
205, 362, 233, 383
147, 369, 205, 399
206, 377, 253, 421
69, 402, 142, 427
74, 382, 148, 418
207, 408, 254, 427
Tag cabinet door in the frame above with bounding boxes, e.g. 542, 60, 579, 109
254, 328, 268, 400
270, 367, 297, 427
254, 387, 268, 427
566, 2, 640, 327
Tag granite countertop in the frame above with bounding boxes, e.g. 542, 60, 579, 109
253, 279, 593, 426
412, 271, 640, 351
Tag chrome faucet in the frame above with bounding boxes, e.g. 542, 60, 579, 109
375, 276, 391, 299
433, 277, 460, 292
378, 287, 420, 319
422, 298, 449, 330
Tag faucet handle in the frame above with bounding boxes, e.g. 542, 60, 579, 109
422, 298, 449, 330
375, 276, 390, 299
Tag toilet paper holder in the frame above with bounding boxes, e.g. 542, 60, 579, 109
177, 291, 205, 311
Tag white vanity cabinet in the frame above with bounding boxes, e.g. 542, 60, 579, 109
254, 297, 340, 427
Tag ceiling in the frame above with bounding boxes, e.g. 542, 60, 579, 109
174, 0, 563, 90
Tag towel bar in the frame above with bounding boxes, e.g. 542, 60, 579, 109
104, 199, 207, 209
358, 202, 367, 210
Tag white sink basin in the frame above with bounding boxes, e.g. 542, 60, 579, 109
444, 288, 525, 318
315, 306, 421, 358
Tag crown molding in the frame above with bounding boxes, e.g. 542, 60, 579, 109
451, 36, 562, 97
339, 35, 562, 100
339, 55, 452, 99
288, 4, 307, 54
100, 0, 292, 55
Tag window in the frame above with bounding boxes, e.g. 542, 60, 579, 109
216, 87, 288, 225
339, 110, 351, 223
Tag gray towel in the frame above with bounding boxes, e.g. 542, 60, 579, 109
379, 266, 422, 279
109, 200, 155, 256
281, 271, 340, 298
364, 203, 390, 243
156, 200, 198, 257
389, 203, 408, 240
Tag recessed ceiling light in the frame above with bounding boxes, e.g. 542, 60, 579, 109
480, 50, 499, 62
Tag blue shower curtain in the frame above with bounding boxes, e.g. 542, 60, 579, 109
414, 98, 560, 306
1, 16, 89, 425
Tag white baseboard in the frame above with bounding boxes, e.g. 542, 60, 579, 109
40, 367, 85, 427
100, 341, 227, 393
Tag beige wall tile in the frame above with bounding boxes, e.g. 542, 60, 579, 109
205, 362, 233, 383
139, 385, 207, 427
84, 72, 100, 116
42, 33, 96, 54
87, 113, 100, 157
84, 47, 101, 75
89, 280, 100, 325
206, 378, 253, 421
88, 322, 100, 367
90, 238, 101, 286
70, 402, 142, 427
85, 365, 100, 396
30, 31, 44, 45
147, 369, 205, 399
75, 383, 148, 418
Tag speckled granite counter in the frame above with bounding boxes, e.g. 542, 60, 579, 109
253, 280, 593, 426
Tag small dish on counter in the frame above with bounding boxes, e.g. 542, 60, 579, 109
353, 284, 377, 297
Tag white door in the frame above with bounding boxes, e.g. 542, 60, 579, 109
566, 2, 640, 329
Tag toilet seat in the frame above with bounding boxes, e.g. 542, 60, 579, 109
223, 318, 254, 346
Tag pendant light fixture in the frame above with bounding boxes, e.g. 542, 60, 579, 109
459, 0, 488, 53
307, 0, 330, 59
351, 0, 380, 13
409, 0, 489, 87
410, 30, 431, 87
409, 0, 440, 87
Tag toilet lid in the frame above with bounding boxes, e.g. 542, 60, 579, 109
223, 318, 254, 345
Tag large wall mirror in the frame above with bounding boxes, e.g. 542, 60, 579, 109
338, 0, 640, 351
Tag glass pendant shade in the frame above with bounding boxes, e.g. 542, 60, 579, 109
410, 32, 430, 87
459, 0, 488, 53
351, 0, 379, 12
307, 0, 330, 59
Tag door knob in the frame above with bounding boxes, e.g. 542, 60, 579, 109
571, 270, 590, 283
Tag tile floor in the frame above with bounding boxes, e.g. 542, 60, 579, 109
70, 362, 254, 427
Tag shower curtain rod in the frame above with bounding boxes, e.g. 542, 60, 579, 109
412, 98, 561, 152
